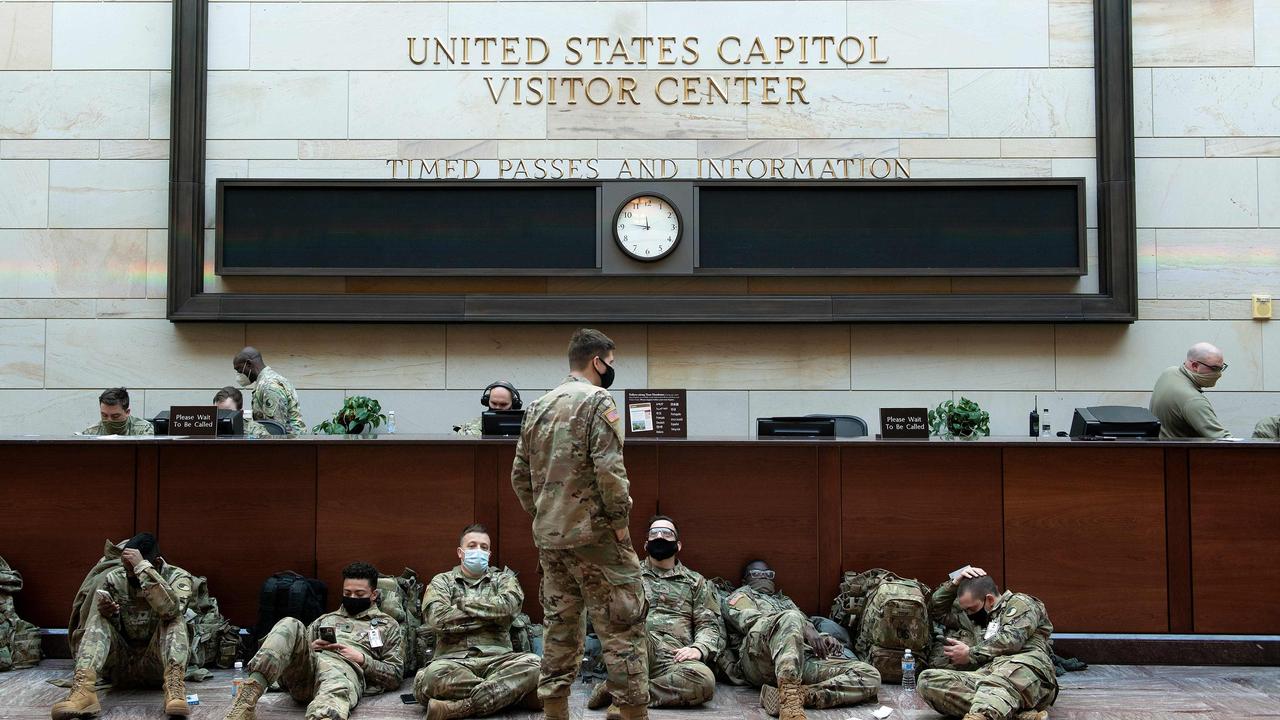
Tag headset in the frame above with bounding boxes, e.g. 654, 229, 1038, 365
480, 381, 522, 410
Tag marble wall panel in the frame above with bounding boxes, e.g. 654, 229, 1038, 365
0, 229, 148, 298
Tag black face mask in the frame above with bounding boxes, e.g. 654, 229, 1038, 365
645, 538, 678, 561
966, 607, 990, 626
596, 357, 615, 390
342, 596, 373, 615
127, 575, 142, 589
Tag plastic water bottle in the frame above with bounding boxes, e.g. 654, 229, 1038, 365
901, 649, 916, 691
231, 661, 244, 698
386, 411, 397, 434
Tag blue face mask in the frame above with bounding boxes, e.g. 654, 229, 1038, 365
462, 549, 489, 575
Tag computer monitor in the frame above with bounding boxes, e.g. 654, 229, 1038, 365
152, 409, 245, 436
757, 416, 837, 438
481, 410, 525, 437
1070, 406, 1161, 439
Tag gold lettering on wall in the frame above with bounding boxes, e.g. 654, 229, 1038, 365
386, 157, 911, 180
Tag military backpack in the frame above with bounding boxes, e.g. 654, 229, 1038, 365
0, 556, 41, 671
185, 575, 241, 669
376, 568, 425, 674
254, 571, 327, 642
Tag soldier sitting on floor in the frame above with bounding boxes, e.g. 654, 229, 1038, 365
721, 560, 880, 720
412, 523, 541, 719
53, 533, 193, 720
225, 562, 403, 720
918, 566, 1057, 720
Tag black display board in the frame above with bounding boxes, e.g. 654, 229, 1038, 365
696, 182, 1085, 275
218, 182, 599, 274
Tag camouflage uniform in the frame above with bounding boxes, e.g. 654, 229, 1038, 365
82, 415, 154, 436
455, 418, 482, 437
641, 559, 724, 707
0, 557, 40, 671
413, 565, 539, 714
244, 418, 272, 438
918, 581, 1057, 720
75, 560, 193, 684
510, 375, 649, 707
1253, 415, 1280, 439
722, 586, 879, 709
252, 365, 306, 435
247, 606, 403, 720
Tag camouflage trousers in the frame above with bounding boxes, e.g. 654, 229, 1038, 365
738, 609, 880, 708
647, 646, 716, 708
248, 617, 363, 720
917, 656, 1057, 720
75, 609, 189, 685
413, 651, 540, 715
537, 540, 649, 707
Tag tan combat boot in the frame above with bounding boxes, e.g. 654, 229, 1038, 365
516, 690, 543, 711
962, 714, 987, 720
51, 668, 101, 720
223, 677, 264, 720
777, 680, 805, 720
760, 685, 782, 717
615, 705, 648, 720
542, 695, 570, 720
1015, 712, 1048, 720
587, 683, 612, 710
163, 662, 190, 716
425, 698, 474, 720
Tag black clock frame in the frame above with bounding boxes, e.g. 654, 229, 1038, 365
167, 0, 1136, 323
611, 191, 684, 263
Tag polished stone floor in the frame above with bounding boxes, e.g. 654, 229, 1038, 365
6, 660, 1280, 720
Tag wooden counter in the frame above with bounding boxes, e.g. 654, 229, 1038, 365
2, 435, 1276, 637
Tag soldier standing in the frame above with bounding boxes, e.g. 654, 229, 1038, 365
510, 328, 649, 720
722, 561, 880, 720
232, 346, 307, 435
589, 515, 723, 717
52, 534, 192, 720
224, 562, 403, 720
413, 524, 541, 719
919, 566, 1056, 720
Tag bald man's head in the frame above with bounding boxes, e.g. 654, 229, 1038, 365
233, 346, 265, 381
1184, 342, 1227, 385
1186, 342, 1224, 366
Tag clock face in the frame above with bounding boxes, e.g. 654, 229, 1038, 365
613, 194, 681, 262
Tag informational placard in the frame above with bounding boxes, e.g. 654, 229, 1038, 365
169, 406, 218, 436
880, 408, 929, 439
624, 390, 687, 438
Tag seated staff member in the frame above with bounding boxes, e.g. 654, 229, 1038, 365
722, 561, 880, 720
225, 562, 403, 720
1149, 342, 1231, 438
413, 524, 540, 719
1253, 415, 1280, 439
454, 381, 522, 437
212, 386, 271, 438
81, 387, 153, 436
920, 567, 1056, 720
53, 534, 193, 720
589, 515, 724, 717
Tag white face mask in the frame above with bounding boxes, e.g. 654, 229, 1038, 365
462, 549, 490, 575
235, 372, 253, 387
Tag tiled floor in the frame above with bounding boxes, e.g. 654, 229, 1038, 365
7, 660, 1280, 720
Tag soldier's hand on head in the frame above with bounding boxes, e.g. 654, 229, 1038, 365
121, 548, 144, 570
957, 566, 986, 580
674, 646, 703, 663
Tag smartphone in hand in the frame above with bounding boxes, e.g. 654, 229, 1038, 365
400, 693, 418, 705
319, 626, 337, 644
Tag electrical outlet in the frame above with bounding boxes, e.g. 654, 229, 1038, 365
1253, 294, 1273, 320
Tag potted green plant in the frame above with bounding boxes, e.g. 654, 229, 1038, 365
928, 397, 991, 439
313, 395, 387, 436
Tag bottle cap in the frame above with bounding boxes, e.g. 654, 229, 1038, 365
234, 661, 243, 669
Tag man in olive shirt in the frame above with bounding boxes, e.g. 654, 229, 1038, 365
919, 567, 1056, 720
589, 515, 724, 716
510, 328, 649, 720
1149, 342, 1231, 438
413, 524, 540, 719
82, 387, 153, 436
225, 562, 404, 720
1253, 415, 1280, 439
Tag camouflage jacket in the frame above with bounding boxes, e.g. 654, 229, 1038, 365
722, 585, 802, 639
422, 565, 523, 659
82, 415, 154, 436
98, 560, 195, 645
455, 418, 482, 437
1253, 415, 1280, 439
252, 366, 306, 435
642, 559, 724, 662
511, 375, 630, 549
309, 605, 404, 693
244, 418, 271, 438
929, 580, 1054, 674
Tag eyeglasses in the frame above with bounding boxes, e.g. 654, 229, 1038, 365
1197, 361, 1228, 373
647, 528, 677, 541
745, 569, 775, 580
